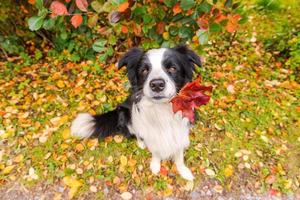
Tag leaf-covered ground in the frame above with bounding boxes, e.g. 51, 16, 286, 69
1, 4, 300, 200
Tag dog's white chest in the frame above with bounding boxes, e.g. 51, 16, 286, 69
130, 98, 190, 159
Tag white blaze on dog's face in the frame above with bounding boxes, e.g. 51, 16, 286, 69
118, 45, 202, 103
143, 48, 176, 102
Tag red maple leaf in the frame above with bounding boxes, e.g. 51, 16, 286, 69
171, 77, 212, 123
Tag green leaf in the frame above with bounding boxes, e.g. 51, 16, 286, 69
43, 18, 56, 30
60, 32, 68, 40
224, 0, 232, 8
209, 23, 221, 33
169, 26, 179, 36
91, 1, 103, 13
197, 29, 209, 45
178, 26, 193, 38
35, 0, 44, 9
198, 2, 212, 13
180, 0, 195, 11
107, 46, 114, 56
163, 0, 176, 7
92, 39, 107, 52
28, 16, 44, 31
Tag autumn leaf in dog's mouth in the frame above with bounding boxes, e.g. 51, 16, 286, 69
171, 77, 212, 123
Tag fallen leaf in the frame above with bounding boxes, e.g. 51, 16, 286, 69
224, 165, 234, 177
120, 155, 127, 167
2, 165, 15, 175
120, 191, 132, 200
205, 168, 215, 176
90, 185, 97, 192
13, 154, 24, 163
75, 143, 84, 152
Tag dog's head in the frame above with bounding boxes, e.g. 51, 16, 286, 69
118, 45, 201, 103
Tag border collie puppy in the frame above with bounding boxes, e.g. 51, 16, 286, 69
71, 45, 201, 180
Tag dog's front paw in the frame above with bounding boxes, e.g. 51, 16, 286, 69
150, 159, 161, 174
177, 166, 194, 181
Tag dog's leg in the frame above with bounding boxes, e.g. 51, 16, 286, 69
150, 154, 161, 174
174, 150, 194, 181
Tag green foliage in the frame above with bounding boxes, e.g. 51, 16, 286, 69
255, 0, 282, 11
25, 0, 247, 61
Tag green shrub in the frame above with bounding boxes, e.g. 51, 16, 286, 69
26, 0, 248, 61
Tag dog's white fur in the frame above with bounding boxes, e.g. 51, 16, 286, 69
130, 97, 194, 180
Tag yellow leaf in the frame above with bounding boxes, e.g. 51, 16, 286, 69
62, 129, 70, 139
120, 155, 127, 167
2, 165, 15, 175
13, 154, 24, 163
63, 176, 83, 188
224, 165, 234, 177
75, 143, 84, 152
128, 158, 137, 167
68, 186, 79, 199
57, 80, 65, 88
114, 135, 123, 143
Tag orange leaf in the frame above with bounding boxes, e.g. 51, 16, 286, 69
197, 17, 209, 29
28, 0, 35, 5
225, 14, 241, 33
160, 166, 168, 176
65, 0, 71, 2
71, 14, 83, 28
121, 25, 128, 33
172, 3, 181, 15
75, 0, 88, 12
118, 2, 129, 12
133, 23, 141, 36
50, 1, 68, 16
156, 21, 165, 35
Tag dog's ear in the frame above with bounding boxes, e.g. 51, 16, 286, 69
118, 48, 144, 69
173, 45, 202, 67
118, 48, 144, 88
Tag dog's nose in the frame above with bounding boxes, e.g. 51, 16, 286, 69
150, 79, 165, 92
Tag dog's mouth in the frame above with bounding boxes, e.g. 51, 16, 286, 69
152, 96, 164, 100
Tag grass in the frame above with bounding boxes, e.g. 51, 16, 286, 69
1, 1, 300, 199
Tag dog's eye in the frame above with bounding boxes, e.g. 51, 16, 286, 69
167, 66, 177, 73
142, 68, 149, 76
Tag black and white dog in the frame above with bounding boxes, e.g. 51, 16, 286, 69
71, 45, 201, 180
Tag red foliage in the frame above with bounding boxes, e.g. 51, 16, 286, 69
71, 14, 83, 28
75, 0, 88, 12
171, 77, 212, 123
50, 1, 68, 16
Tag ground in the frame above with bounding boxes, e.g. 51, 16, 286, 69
0, 1, 300, 200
